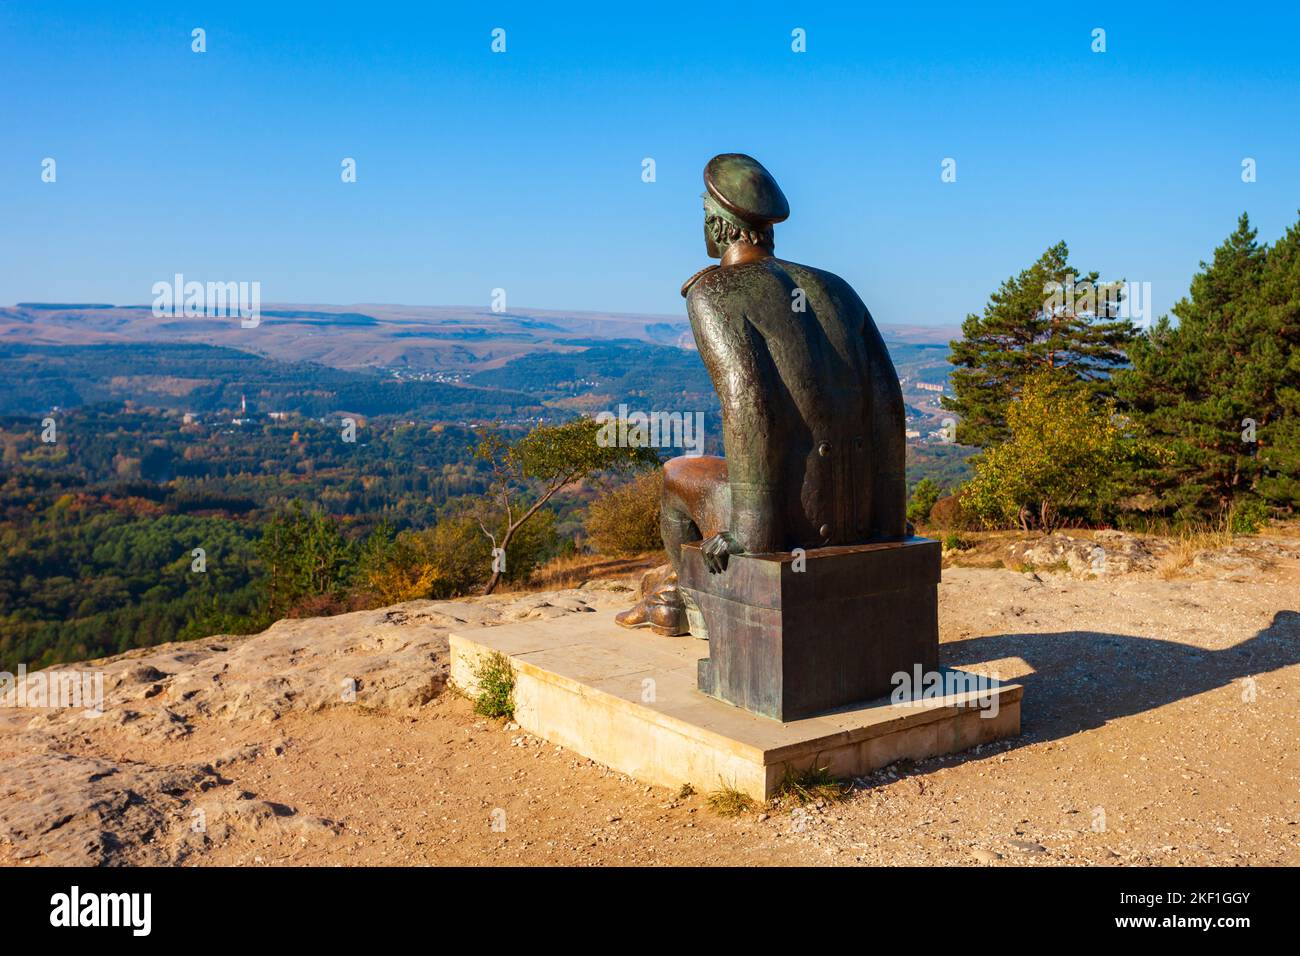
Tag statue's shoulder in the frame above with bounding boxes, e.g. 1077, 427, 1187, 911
774, 258, 850, 290
680, 264, 720, 298
684, 258, 782, 303
776, 259, 868, 307
685, 257, 863, 313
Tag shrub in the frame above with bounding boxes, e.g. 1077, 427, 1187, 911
929, 493, 970, 531
353, 520, 482, 605
906, 478, 943, 527
586, 470, 664, 555
942, 531, 970, 551
472, 650, 515, 719
286, 592, 362, 619
1228, 499, 1270, 535
354, 510, 560, 606
963, 371, 1150, 531
354, 523, 442, 606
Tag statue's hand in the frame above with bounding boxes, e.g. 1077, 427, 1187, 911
700, 531, 744, 574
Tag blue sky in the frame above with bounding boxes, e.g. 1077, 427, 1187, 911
2, 1, 1298, 325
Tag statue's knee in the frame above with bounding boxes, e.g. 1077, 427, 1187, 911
663, 455, 726, 496
661, 460, 693, 518
662, 456, 691, 497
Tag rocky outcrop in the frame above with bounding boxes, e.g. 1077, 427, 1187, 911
1005, 531, 1159, 577
0, 587, 624, 866
1189, 541, 1290, 580
0, 751, 227, 865
1002, 530, 1299, 581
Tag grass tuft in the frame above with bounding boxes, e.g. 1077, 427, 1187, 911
774, 761, 852, 806
706, 781, 755, 817
1157, 521, 1236, 580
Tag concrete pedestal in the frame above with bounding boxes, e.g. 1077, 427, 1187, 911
449, 609, 1020, 802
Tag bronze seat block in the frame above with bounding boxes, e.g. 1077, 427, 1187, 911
679, 537, 941, 722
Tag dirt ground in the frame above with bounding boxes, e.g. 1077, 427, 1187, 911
3, 534, 1299, 867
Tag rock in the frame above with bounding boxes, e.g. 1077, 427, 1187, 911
1007, 839, 1047, 853
971, 847, 1002, 863
0, 752, 223, 865
212, 744, 265, 767
180, 797, 339, 851
546, 596, 595, 613
578, 579, 633, 592
1007, 533, 1155, 578
1191, 548, 1270, 581
28, 602, 462, 732
112, 663, 170, 691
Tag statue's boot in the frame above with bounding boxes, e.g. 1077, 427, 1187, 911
615, 579, 689, 637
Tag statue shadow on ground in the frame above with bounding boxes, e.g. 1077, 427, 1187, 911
938, 609, 1300, 744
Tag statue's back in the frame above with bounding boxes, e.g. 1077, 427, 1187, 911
687, 258, 907, 548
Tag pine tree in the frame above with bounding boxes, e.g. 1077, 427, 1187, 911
944, 242, 1136, 447
1254, 216, 1300, 510
1116, 213, 1300, 520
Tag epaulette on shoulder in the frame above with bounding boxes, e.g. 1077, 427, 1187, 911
680, 264, 720, 298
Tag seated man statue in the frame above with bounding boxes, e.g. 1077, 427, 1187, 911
617, 153, 908, 637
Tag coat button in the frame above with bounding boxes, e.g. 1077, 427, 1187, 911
818, 441, 831, 457
819, 523, 830, 538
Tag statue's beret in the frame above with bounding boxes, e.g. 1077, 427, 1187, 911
704, 154, 789, 227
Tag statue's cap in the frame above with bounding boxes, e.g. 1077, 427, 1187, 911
704, 154, 789, 226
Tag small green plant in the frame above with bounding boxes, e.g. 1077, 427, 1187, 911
706, 780, 755, 817
942, 531, 969, 551
472, 650, 515, 719
774, 761, 851, 805
676, 783, 696, 800
1228, 499, 1269, 535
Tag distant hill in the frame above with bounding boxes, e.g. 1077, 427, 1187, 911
0, 343, 541, 420
0, 303, 960, 466
0, 301, 957, 374
0, 303, 696, 373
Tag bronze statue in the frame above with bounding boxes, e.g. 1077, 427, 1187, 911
617, 153, 908, 638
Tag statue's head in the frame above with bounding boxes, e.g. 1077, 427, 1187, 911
701, 153, 789, 258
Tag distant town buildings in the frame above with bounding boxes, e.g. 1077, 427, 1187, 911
898, 376, 946, 394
